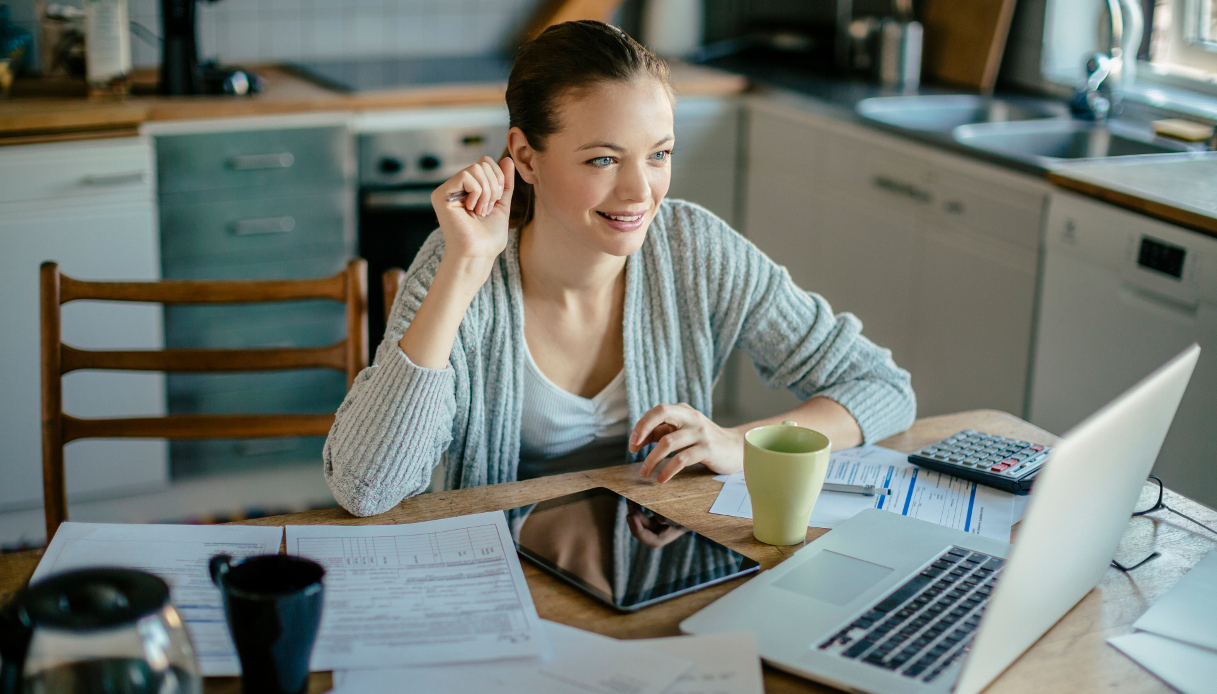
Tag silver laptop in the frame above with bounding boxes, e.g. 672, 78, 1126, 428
682, 344, 1200, 694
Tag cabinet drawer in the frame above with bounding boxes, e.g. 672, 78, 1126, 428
0, 138, 154, 205
929, 169, 1047, 250
165, 301, 347, 350
168, 370, 346, 413
156, 127, 350, 193
160, 190, 352, 264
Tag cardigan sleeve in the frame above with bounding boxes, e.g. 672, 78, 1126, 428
677, 202, 917, 444
323, 230, 460, 517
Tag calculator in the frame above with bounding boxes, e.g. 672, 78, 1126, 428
907, 430, 1053, 495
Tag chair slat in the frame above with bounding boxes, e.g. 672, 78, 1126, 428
60, 272, 347, 305
61, 343, 348, 374
62, 413, 335, 443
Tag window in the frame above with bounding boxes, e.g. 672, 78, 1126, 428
1144, 0, 1217, 85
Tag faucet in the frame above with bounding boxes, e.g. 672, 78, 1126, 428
1071, 0, 1143, 120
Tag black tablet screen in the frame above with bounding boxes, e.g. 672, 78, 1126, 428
504, 487, 760, 611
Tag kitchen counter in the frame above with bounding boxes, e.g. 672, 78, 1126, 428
1047, 153, 1217, 238
0, 62, 747, 145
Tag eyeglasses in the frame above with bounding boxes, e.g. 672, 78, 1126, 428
1111, 475, 1217, 572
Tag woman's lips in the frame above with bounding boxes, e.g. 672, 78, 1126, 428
596, 210, 647, 232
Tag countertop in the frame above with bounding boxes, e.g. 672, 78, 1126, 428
706, 53, 1217, 236
0, 62, 747, 145
1048, 153, 1217, 238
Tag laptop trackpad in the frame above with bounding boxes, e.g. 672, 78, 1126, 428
773, 550, 895, 607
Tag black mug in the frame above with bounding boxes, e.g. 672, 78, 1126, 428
209, 554, 325, 694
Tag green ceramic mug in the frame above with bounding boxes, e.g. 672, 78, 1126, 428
744, 421, 831, 545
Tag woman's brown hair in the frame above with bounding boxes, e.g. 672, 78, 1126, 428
505, 20, 673, 228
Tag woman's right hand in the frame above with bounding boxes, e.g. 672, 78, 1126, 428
431, 156, 515, 264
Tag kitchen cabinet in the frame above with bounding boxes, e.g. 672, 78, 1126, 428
737, 96, 1047, 424
1030, 191, 1217, 508
669, 96, 742, 227
153, 117, 357, 478
0, 137, 167, 510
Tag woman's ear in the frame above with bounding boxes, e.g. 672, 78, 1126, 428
508, 127, 538, 185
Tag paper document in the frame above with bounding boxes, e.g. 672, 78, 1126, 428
1109, 633, 1217, 694
332, 620, 693, 694
285, 511, 550, 670
1131, 550, 1217, 652
30, 521, 284, 676
710, 446, 1017, 541
640, 632, 763, 694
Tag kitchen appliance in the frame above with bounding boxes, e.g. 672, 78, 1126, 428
160, 0, 259, 95
0, 568, 202, 694
357, 108, 508, 350
1029, 191, 1217, 509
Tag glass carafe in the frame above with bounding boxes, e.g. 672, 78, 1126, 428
0, 568, 202, 694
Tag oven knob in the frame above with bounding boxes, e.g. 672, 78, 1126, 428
418, 155, 441, 172
378, 157, 404, 174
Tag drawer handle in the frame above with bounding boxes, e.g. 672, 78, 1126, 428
873, 175, 931, 203
227, 153, 295, 170
230, 216, 296, 235
79, 171, 147, 187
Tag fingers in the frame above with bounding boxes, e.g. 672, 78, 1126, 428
654, 444, 709, 484
440, 156, 508, 218
639, 427, 699, 478
464, 163, 493, 216
630, 403, 694, 453
499, 157, 515, 195
475, 157, 503, 216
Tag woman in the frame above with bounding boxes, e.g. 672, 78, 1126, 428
324, 21, 916, 517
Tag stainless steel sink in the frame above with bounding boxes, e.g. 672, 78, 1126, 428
856, 95, 1069, 133
953, 120, 1197, 165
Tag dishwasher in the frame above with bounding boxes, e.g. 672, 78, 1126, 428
1028, 190, 1217, 508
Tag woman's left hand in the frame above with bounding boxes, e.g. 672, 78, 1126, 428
629, 403, 744, 483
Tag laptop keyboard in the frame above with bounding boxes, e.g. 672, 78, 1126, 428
817, 546, 1004, 682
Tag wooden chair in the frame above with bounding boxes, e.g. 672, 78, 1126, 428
382, 268, 406, 323
40, 260, 368, 541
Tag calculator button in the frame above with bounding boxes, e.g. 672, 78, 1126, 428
949, 456, 964, 462
990, 463, 1010, 472
1030, 444, 1045, 452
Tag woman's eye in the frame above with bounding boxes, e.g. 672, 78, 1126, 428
649, 150, 672, 162
587, 156, 614, 167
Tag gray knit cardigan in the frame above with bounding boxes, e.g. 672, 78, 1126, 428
323, 200, 916, 517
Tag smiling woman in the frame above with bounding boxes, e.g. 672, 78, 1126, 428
322, 21, 917, 518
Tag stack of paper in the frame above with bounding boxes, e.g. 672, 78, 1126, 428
32, 522, 286, 675
710, 445, 1024, 541
284, 512, 552, 669
1108, 550, 1217, 694
330, 622, 763, 694
29, 514, 766, 694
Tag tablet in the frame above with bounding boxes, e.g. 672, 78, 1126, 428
505, 487, 761, 612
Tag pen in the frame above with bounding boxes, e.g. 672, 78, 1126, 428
823, 482, 892, 496
446, 190, 469, 203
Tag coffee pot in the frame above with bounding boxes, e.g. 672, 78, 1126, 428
0, 568, 202, 694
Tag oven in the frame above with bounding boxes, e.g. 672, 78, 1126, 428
357, 109, 508, 349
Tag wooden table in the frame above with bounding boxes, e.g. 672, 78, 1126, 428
2, 410, 1215, 693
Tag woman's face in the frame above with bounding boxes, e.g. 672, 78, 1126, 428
516, 78, 674, 258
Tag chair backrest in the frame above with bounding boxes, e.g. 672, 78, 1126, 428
40, 259, 368, 541
382, 268, 406, 323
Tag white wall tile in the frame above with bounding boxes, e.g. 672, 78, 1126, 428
126, 0, 543, 67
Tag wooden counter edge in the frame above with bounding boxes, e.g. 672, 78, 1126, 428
0, 62, 750, 145
1047, 170, 1217, 239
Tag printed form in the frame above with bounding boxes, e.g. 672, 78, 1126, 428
285, 511, 551, 670
710, 446, 1017, 541
333, 621, 695, 694
30, 522, 285, 676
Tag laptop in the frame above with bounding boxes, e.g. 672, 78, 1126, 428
682, 343, 1200, 694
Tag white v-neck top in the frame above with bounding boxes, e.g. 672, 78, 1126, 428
517, 341, 629, 479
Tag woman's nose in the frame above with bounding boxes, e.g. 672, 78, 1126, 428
617, 162, 651, 202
